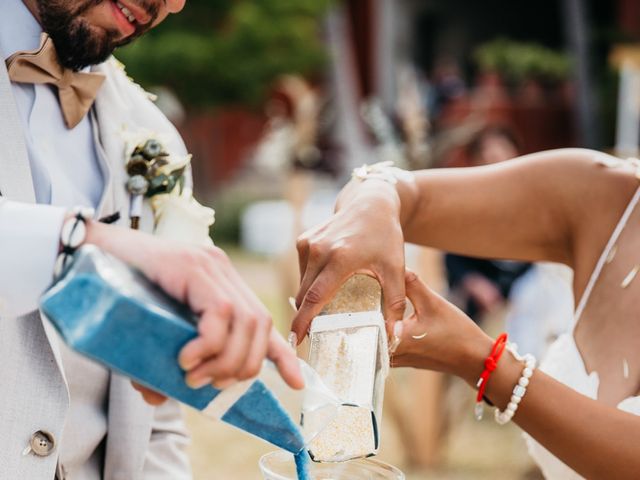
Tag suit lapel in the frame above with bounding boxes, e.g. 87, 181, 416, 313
0, 53, 35, 202
91, 62, 130, 223
91, 60, 155, 230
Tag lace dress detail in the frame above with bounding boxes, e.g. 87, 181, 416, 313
525, 161, 640, 479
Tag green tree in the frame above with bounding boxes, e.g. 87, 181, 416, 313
473, 38, 571, 84
117, 0, 333, 109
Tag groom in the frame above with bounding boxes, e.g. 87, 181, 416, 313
0, 0, 302, 478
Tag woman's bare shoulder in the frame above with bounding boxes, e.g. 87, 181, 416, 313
547, 149, 640, 296
514, 148, 637, 216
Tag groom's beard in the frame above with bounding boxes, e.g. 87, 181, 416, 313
36, 0, 159, 71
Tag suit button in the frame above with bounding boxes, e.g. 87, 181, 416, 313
30, 431, 56, 456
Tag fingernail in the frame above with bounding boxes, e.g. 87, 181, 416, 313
288, 297, 298, 312
179, 357, 200, 371
389, 321, 403, 354
288, 331, 298, 349
393, 321, 404, 338
214, 378, 237, 390
186, 376, 213, 389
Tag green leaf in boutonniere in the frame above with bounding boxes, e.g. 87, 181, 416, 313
147, 174, 174, 198
123, 132, 193, 229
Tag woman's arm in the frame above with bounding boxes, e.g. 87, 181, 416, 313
292, 148, 636, 339
395, 272, 640, 479
487, 351, 640, 479
406, 149, 597, 263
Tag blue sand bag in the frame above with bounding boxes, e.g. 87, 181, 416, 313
40, 245, 329, 456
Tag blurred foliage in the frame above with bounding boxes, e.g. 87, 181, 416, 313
117, 0, 334, 109
474, 38, 571, 83
209, 194, 245, 245
208, 187, 268, 245
599, 65, 620, 150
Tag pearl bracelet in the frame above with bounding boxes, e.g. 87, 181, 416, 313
494, 346, 536, 426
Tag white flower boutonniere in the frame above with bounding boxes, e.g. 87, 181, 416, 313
152, 192, 215, 246
122, 129, 215, 246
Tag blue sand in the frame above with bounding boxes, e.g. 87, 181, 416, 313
222, 381, 305, 453
40, 247, 307, 456
294, 450, 311, 480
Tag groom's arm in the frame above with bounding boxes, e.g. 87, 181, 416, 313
0, 198, 303, 391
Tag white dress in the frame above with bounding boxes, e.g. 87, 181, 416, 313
525, 183, 640, 479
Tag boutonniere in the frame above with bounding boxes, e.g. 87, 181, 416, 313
122, 129, 215, 246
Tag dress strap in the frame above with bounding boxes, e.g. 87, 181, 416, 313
574, 185, 640, 321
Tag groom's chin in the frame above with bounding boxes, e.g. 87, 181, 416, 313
49, 20, 121, 70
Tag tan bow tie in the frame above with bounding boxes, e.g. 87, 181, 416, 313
6, 33, 105, 129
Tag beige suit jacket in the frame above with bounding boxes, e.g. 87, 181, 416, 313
0, 57, 193, 479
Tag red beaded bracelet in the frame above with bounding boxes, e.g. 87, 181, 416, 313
474, 333, 508, 420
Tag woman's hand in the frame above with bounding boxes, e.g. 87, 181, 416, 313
394, 271, 640, 480
393, 271, 493, 385
291, 180, 411, 342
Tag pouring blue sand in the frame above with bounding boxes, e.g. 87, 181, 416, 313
294, 451, 311, 480
40, 246, 310, 461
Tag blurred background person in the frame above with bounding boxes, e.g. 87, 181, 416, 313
445, 126, 532, 323
446, 125, 574, 358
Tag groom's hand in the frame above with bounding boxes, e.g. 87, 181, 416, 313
86, 222, 304, 404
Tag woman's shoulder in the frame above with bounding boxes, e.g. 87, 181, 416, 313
564, 150, 640, 300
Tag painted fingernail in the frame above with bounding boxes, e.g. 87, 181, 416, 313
288, 331, 298, 349
389, 321, 403, 354
186, 376, 213, 389
393, 321, 404, 338
214, 378, 237, 390
288, 297, 298, 312
179, 357, 200, 371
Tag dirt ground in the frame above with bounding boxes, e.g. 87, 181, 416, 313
183, 248, 539, 480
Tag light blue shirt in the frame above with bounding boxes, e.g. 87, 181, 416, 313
0, 0, 105, 207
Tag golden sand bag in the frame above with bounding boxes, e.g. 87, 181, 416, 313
303, 275, 389, 463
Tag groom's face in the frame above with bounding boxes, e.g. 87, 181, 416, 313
25, 0, 186, 70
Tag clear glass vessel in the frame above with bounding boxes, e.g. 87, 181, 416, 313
259, 451, 404, 480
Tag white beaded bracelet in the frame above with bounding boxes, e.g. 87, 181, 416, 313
494, 346, 536, 426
